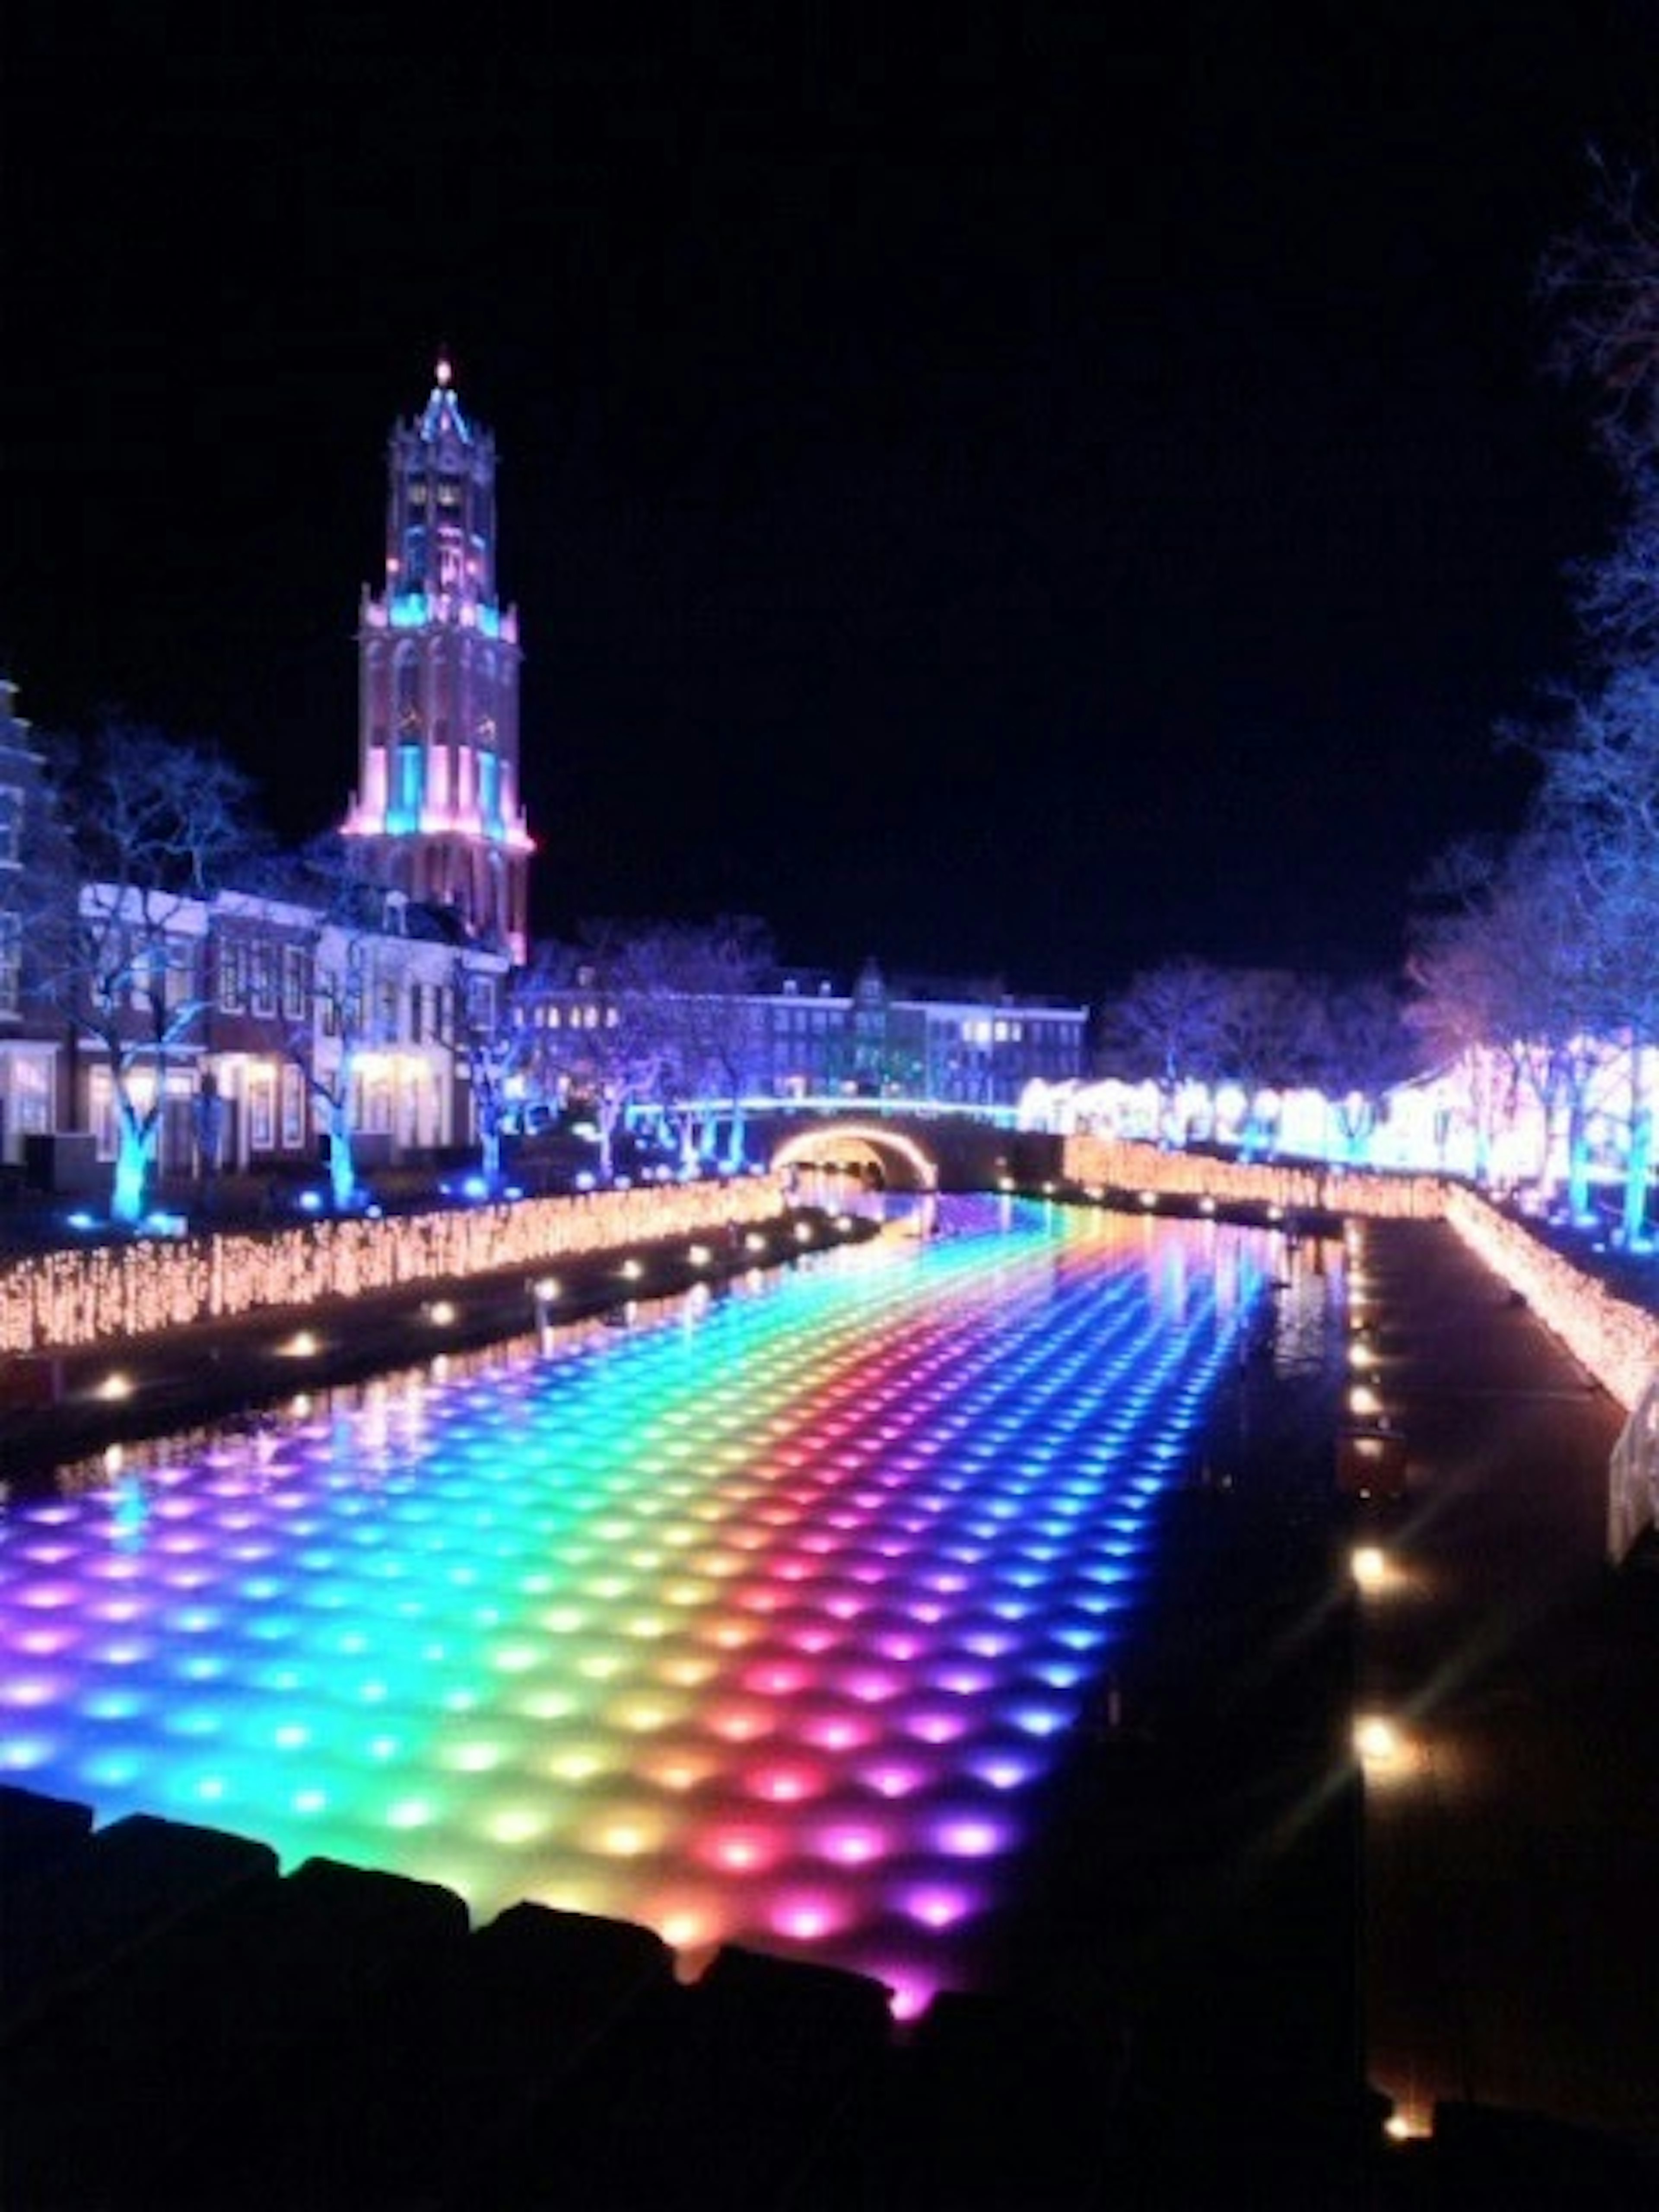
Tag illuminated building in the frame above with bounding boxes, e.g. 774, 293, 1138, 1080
61, 886, 509, 1186
0, 677, 57, 1162
510, 955, 1089, 1122
343, 359, 534, 963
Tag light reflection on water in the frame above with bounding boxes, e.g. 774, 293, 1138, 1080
0, 1196, 1318, 2019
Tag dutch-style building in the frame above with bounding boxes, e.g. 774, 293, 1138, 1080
343, 359, 534, 962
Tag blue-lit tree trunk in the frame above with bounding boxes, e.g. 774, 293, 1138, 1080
22, 724, 263, 1234
110, 1091, 161, 1227
1566, 1090, 1594, 1224
1333, 1094, 1374, 1166
451, 953, 521, 1194
1623, 1039, 1653, 1247
327, 1091, 358, 1212
479, 1120, 503, 1187
723, 1100, 747, 1173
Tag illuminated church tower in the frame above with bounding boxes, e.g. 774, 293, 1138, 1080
344, 359, 533, 961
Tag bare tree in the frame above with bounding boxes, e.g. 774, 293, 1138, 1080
453, 951, 530, 1188
254, 833, 408, 1211
641, 916, 772, 1168
1529, 667, 1659, 1240
527, 924, 680, 1182
1096, 958, 1230, 1142
1539, 154, 1659, 496
1305, 976, 1417, 1166
25, 722, 265, 1225
1208, 968, 1324, 1158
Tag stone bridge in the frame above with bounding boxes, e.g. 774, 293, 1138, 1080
742, 1104, 1063, 1195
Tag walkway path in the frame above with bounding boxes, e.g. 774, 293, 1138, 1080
1350, 1215, 1659, 2169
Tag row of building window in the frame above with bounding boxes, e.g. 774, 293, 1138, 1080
78, 933, 497, 1049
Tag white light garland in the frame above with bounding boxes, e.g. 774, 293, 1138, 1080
0, 1179, 784, 1357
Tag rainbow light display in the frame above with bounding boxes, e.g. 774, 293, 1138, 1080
0, 1197, 1271, 2018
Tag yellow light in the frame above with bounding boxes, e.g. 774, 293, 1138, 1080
426, 1300, 457, 1326
1384, 2108, 1431, 2143
278, 1330, 320, 1359
487, 1809, 550, 1846
1351, 1545, 1389, 1591
96, 1372, 133, 1402
1354, 1714, 1408, 1772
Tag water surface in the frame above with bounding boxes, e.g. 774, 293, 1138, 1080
0, 1195, 1314, 2015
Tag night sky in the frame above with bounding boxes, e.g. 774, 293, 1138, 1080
7, 5, 1658, 1000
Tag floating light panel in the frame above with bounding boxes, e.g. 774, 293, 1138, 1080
0, 1197, 1271, 2018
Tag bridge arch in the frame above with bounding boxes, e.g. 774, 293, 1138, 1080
769, 1121, 939, 1196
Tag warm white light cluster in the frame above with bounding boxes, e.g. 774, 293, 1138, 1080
1061, 1136, 1448, 1221
0, 1179, 783, 1356
1443, 1186, 1659, 1413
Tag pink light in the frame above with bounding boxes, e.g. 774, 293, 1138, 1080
859, 1759, 929, 1799
896, 1881, 983, 1930
841, 1667, 903, 1704
768, 1889, 849, 1942
746, 1760, 828, 1804
799, 1712, 876, 1752
874, 1631, 924, 1661
699, 1822, 785, 1875
813, 1818, 893, 1867
905, 1708, 970, 1745
931, 1813, 1011, 1858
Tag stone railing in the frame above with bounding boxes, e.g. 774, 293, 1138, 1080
0, 1177, 785, 1357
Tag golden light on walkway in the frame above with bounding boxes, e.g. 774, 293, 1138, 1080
1353, 1713, 1419, 1783
1350, 1544, 1394, 1594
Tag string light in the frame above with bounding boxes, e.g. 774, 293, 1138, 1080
0, 1180, 783, 1357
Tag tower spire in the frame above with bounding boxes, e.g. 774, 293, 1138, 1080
342, 364, 533, 962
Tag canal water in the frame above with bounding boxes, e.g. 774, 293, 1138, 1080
0, 1194, 1345, 2020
